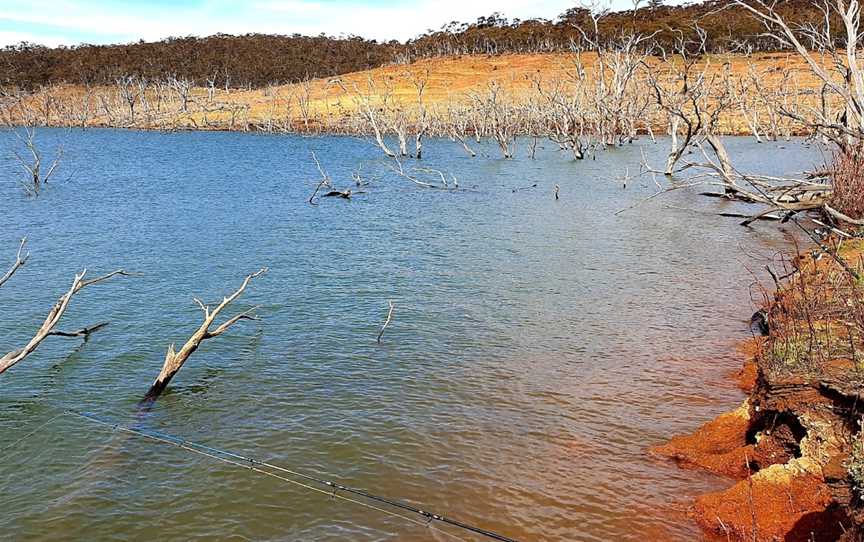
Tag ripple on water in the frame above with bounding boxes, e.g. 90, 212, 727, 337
0, 132, 818, 541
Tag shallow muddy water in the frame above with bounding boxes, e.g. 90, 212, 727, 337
0, 130, 824, 541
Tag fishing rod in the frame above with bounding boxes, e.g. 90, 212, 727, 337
58, 409, 521, 542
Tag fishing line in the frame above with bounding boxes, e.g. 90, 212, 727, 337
49, 408, 520, 542
0, 412, 67, 457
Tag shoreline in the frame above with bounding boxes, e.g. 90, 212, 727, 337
652, 239, 864, 541
0, 52, 827, 140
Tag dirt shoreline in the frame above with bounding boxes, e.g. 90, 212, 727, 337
1, 51, 828, 137
652, 241, 864, 541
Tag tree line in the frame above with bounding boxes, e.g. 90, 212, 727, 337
0, 0, 844, 90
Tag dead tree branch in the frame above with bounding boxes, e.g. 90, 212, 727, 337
143, 268, 267, 400
308, 151, 332, 205
48, 321, 110, 341
0, 269, 130, 375
0, 237, 29, 289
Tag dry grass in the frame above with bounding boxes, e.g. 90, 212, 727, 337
760, 239, 864, 377
829, 150, 864, 223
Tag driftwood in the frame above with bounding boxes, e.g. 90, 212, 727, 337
323, 189, 353, 199
143, 268, 267, 401
49, 322, 110, 340
0, 269, 129, 375
0, 238, 29, 289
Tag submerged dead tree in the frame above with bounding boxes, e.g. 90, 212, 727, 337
14, 126, 63, 197
0, 268, 129, 375
143, 268, 267, 401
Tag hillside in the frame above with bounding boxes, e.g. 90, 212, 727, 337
4, 51, 825, 138
0, 0, 843, 90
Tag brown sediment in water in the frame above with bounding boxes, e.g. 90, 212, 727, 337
654, 240, 864, 541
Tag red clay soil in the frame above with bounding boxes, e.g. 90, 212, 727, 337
650, 405, 755, 478
733, 339, 762, 392
735, 359, 759, 392
693, 470, 845, 542
650, 401, 798, 478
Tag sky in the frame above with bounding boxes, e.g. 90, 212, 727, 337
0, 0, 639, 48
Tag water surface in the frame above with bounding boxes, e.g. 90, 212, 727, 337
0, 130, 822, 541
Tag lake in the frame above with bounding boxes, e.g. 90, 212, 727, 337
0, 129, 823, 541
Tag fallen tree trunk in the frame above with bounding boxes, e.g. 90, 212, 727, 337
143, 268, 267, 401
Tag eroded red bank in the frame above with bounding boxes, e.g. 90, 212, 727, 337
652, 339, 860, 540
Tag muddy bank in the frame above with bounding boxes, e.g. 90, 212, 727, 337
653, 240, 864, 541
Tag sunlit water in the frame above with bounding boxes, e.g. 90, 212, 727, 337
0, 130, 824, 541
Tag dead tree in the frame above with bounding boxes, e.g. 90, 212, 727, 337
115, 76, 140, 125
344, 78, 397, 158
444, 104, 477, 157
411, 72, 430, 159
0, 238, 29, 288
13, 126, 63, 197
72, 86, 94, 129
647, 30, 709, 175
143, 268, 267, 400
0, 269, 129, 375
169, 76, 193, 113
589, 33, 655, 146
469, 82, 520, 159
532, 75, 593, 160
733, 0, 864, 150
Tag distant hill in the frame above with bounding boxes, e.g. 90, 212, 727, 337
0, 0, 840, 90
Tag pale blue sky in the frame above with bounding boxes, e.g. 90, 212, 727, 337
0, 0, 645, 47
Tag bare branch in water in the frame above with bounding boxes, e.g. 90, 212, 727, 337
0, 237, 30, 289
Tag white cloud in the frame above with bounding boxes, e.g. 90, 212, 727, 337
0, 0, 633, 46
0, 30, 68, 48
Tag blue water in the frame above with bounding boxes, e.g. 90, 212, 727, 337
0, 129, 823, 541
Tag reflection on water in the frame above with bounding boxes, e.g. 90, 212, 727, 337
0, 130, 820, 541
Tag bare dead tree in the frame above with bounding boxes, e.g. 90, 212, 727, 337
72, 86, 94, 129
115, 76, 140, 125
343, 78, 397, 158
0, 269, 129, 375
0, 237, 29, 288
733, 0, 864, 149
13, 126, 63, 197
169, 76, 194, 113
468, 81, 521, 159
411, 71, 430, 159
143, 268, 267, 400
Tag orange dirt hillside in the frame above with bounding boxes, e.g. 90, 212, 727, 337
9, 52, 825, 134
